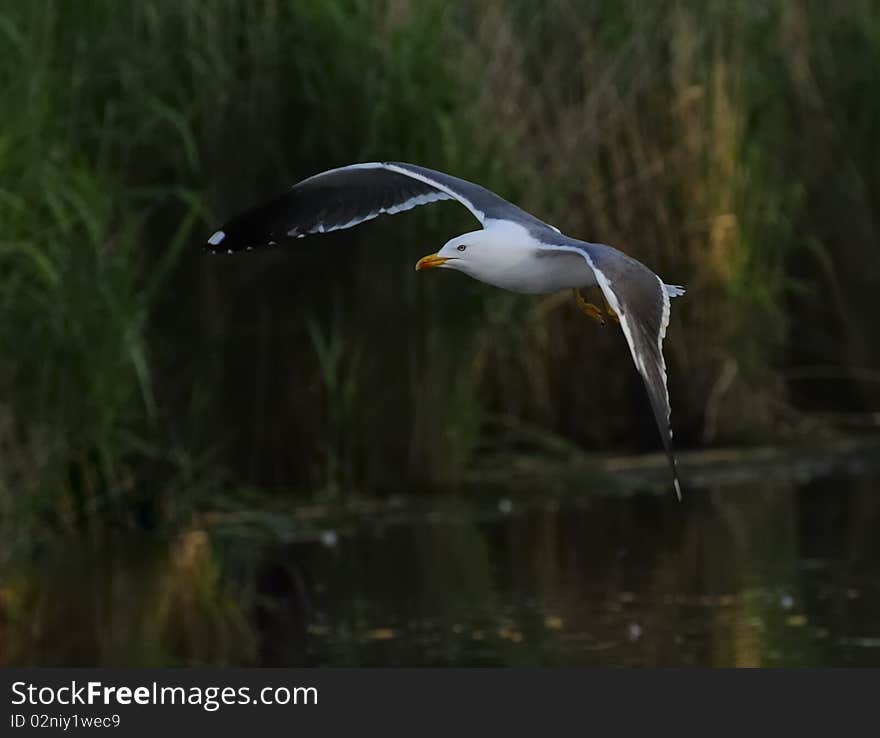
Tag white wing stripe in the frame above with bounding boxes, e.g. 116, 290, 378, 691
296, 162, 487, 226
538, 242, 655, 376
382, 163, 487, 223
536, 244, 671, 401
287, 190, 452, 237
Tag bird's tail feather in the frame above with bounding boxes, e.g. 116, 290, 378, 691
664, 284, 686, 298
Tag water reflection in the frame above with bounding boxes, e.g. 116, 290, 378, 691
3, 471, 880, 666
303, 474, 880, 666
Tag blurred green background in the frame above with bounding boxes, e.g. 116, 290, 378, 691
1, 0, 879, 666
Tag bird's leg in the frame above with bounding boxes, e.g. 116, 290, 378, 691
573, 289, 606, 325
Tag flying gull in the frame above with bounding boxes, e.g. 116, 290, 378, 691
206, 162, 686, 498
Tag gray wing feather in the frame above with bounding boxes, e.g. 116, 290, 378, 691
385, 163, 551, 231
539, 239, 683, 499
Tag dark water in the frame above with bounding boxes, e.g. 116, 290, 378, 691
6, 465, 880, 667
272, 470, 880, 667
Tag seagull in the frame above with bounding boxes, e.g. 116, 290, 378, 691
206, 162, 686, 498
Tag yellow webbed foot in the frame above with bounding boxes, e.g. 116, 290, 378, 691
573, 289, 606, 325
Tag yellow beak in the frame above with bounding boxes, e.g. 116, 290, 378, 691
415, 252, 448, 271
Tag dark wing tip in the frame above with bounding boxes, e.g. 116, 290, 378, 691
667, 440, 683, 501
645, 377, 682, 501
646, 362, 683, 502
204, 191, 297, 254
203, 226, 282, 254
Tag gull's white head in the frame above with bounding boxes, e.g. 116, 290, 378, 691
415, 229, 527, 282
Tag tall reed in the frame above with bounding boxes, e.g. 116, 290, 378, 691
0, 0, 875, 523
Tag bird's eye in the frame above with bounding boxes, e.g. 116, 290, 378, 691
456, 244, 467, 252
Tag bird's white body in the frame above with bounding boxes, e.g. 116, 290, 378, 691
435, 222, 598, 295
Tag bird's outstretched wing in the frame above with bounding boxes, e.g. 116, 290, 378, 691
206, 162, 546, 253
538, 240, 684, 499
